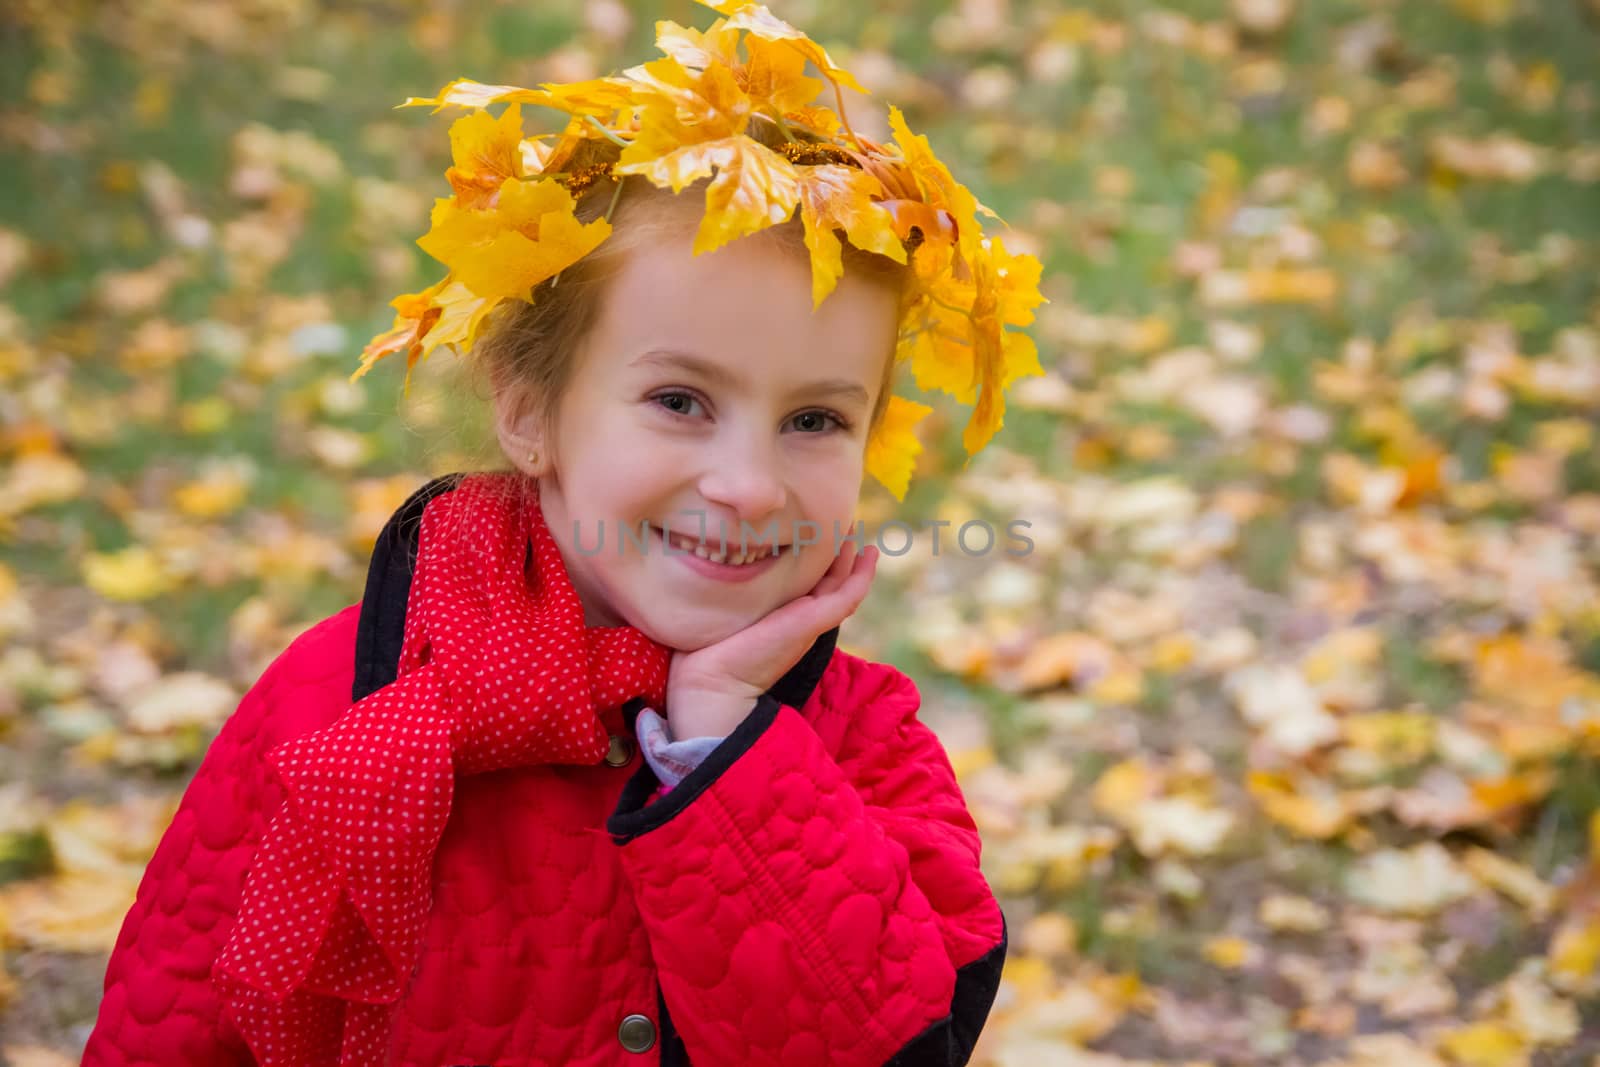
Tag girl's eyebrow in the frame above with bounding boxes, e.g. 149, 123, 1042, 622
631, 348, 871, 407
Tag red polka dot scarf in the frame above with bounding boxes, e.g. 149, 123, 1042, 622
213, 472, 672, 1064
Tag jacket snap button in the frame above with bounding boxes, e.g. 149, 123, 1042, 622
605, 734, 635, 767
618, 1013, 656, 1052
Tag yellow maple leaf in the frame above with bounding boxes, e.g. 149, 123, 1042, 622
1204, 936, 1258, 969
401, 76, 634, 117
82, 546, 176, 602
352, 275, 448, 386
864, 394, 932, 500
400, 78, 557, 113
1244, 266, 1339, 305
1, 874, 141, 954
620, 134, 801, 256
989, 233, 1046, 327
889, 107, 972, 271
1342, 710, 1437, 767
1091, 757, 1161, 817
658, 13, 808, 118
625, 55, 750, 144
696, 0, 867, 95
877, 200, 960, 270
172, 467, 251, 520
795, 164, 904, 307
444, 103, 526, 209
417, 179, 612, 303
1472, 633, 1600, 717
899, 306, 970, 399
616, 57, 781, 246
880, 206, 1041, 465
418, 279, 498, 363
1436, 1022, 1528, 1067
1247, 770, 1358, 839
1447, 0, 1517, 24
656, 17, 741, 71
887, 105, 983, 267
525, 76, 640, 116
1471, 770, 1557, 820
0, 452, 87, 517
961, 242, 1045, 456
741, 35, 825, 117
1461, 847, 1554, 918
1011, 631, 1122, 691
693, 138, 803, 254
1549, 914, 1600, 982
352, 276, 493, 395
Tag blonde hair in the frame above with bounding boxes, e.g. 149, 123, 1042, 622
464, 115, 909, 465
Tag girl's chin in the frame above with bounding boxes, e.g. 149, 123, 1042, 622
629, 606, 762, 653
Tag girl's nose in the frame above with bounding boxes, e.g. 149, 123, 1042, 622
696, 443, 788, 524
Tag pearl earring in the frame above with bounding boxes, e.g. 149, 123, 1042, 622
528, 450, 539, 467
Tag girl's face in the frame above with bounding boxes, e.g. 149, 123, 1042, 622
511, 223, 900, 651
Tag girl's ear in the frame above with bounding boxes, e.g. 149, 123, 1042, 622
492, 380, 548, 478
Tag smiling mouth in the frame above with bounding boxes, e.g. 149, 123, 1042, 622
650, 525, 788, 566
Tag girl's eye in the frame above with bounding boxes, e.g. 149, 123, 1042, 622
652, 391, 705, 418
650, 391, 849, 434
789, 410, 849, 434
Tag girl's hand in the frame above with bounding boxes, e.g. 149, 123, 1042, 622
664, 531, 879, 738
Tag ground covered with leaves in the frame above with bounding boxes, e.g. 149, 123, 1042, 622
2, 0, 1599, 1063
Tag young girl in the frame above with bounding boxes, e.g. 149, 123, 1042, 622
84, 3, 1043, 1064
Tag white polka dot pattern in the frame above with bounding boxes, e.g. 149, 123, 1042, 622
211, 472, 671, 1065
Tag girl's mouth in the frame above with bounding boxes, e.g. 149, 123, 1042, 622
649, 525, 788, 581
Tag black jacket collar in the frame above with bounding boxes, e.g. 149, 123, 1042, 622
352, 473, 838, 719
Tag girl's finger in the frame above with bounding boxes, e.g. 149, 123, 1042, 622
697, 545, 877, 691
829, 533, 859, 591
831, 526, 859, 575
811, 545, 878, 627
742, 540, 876, 657
840, 544, 878, 606
773, 547, 871, 637
809, 525, 858, 599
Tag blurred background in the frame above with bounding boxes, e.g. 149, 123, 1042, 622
2, 0, 1599, 1063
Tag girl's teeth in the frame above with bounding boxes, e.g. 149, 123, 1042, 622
660, 526, 777, 565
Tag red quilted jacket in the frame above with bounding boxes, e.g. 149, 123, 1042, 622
83, 474, 1008, 1066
